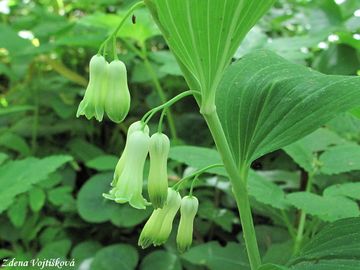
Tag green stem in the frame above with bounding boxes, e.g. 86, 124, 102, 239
281, 210, 296, 239
173, 163, 224, 191
293, 172, 314, 255
98, 1, 145, 55
141, 90, 197, 124
157, 108, 167, 133
202, 111, 261, 270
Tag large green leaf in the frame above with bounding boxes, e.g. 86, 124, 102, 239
287, 192, 359, 222
90, 244, 138, 270
145, 0, 275, 112
216, 50, 360, 167
140, 251, 181, 270
319, 144, 360, 175
0, 155, 72, 213
290, 217, 360, 269
182, 241, 250, 270
76, 173, 151, 226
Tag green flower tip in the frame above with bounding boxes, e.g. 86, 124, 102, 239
77, 55, 131, 123
104, 122, 150, 210
138, 188, 181, 248
176, 195, 199, 253
148, 132, 170, 209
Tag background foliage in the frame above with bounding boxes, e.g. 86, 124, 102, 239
0, 0, 359, 269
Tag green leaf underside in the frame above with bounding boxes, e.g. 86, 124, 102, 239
145, 0, 275, 101
291, 218, 360, 268
216, 50, 360, 167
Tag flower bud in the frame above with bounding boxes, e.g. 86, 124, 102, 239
176, 195, 199, 253
104, 60, 131, 123
138, 188, 181, 248
103, 128, 150, 209
77, 55, 108, 121
111, 121, 149, 186
148, 132, 170, 209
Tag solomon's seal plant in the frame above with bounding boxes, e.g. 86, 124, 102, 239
76, 0, 360, 267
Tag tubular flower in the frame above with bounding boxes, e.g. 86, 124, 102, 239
77, 55, 108, 121
111, 121, 149, 187
104, 60, 131, 123
138, 188, 181, 248
148, 132, 170, 209
176, 195, 199, 253
103, 127, 150, 209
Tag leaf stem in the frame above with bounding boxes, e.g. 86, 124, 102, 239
98, 1, 145, 55
173, 163, 223, 191
293, 172, 314, 255
141, 90, 197, 125
142, 51, 178, 138
202, 111, 261, 270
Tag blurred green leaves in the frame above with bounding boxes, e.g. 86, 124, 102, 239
0, 155, 72, 213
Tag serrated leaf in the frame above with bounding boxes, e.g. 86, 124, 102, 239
216, 50, 360, 168
319, 144, 360, 175
248, 172, 289, 210
290, 218, 360, 268
287, 192, 359, 222
146, 0, 275, 110
324, 182, 360, 200
0, 155, 72, 213
283, 128, 345, 172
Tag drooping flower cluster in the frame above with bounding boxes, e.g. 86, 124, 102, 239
77, 5, 201, 253
77, 55, 130, 123
138, 188, 199, 253
102, 120, 199, 252
103, 121, 170, 210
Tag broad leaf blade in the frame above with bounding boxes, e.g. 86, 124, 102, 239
145, 0, 275, 110
216, 50, 360, 167
290, 217, 360, 268
287, 192, 359, 222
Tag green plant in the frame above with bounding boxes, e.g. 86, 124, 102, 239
75, 1, 360, 269
1, 0, 360, 269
